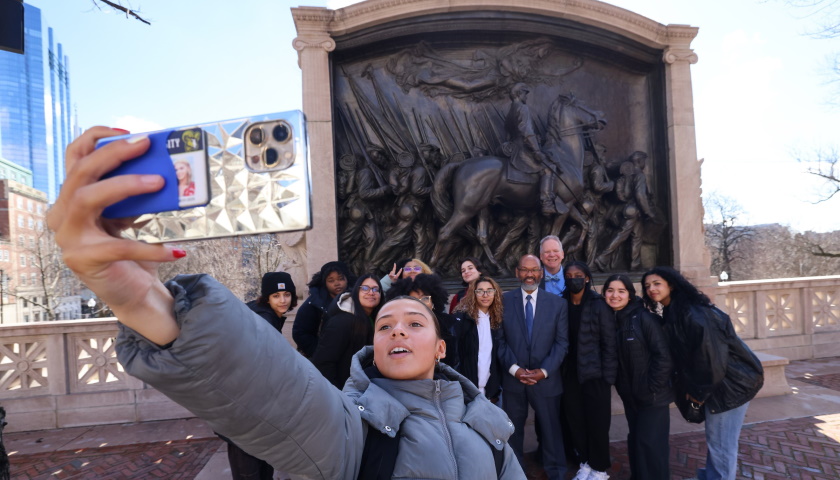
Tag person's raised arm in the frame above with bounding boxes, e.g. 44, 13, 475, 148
47, 127, 184, 345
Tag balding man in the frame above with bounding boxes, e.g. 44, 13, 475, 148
497, 254, 570, 479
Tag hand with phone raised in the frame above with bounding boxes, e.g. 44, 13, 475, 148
47, 127, 185, 345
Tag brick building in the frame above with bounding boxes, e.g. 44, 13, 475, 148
0, 178, 49, 323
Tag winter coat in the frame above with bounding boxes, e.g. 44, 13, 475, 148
245, 300, 286, 333
663, 302, 764, 414
614, 298, 673, 408
292, 285, 332, 357
115, 274, 525, 479
563, 289, 618, 384
311, 292, 372, 389
454, 311, 502, 400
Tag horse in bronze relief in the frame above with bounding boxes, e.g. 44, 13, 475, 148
430, 94, 605, 270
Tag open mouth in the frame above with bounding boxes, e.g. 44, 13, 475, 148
389, 347, 411, 357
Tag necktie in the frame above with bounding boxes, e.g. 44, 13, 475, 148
525, 295, 534, 339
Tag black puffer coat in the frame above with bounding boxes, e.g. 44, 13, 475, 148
664, 302, 764, 414
311, 293, 373, 389
292, 286, 332, 357
245, 300, 286, 333
564, 289, 618, 384
614, 298, 673, 408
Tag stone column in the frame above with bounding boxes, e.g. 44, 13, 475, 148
293, 16, 337, 287
662, 41, 713, 285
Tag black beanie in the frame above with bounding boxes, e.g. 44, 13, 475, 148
261, 271, 296, 298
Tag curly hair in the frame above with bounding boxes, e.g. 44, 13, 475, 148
641, 266, 711, 314
307, 261, 355, 290
454, 276, 504, 330
386, 273, 448, 315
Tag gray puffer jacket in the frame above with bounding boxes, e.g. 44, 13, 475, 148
116, 274, 525, 479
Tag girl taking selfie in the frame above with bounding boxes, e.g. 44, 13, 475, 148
49, 128, 525, 479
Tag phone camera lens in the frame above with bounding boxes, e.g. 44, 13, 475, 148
265, 148, 279, 167
272, 124, 290, 143
249, 127, 264, 145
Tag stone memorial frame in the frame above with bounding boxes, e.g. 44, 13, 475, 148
292, 0, 711, 284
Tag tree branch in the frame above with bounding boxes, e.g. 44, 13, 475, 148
93, 0, 151, 25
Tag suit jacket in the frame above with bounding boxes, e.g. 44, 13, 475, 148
497, 288, 569, 396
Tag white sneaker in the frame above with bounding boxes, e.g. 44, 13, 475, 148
572, 463, 592, 480
586, 470, 609, 480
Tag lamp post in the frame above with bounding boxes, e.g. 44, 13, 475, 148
720, 271, 729, 283
87, 297, 96, 318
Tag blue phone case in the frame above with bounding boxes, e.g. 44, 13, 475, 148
99, 130, 194, 218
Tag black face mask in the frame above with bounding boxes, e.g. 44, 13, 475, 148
566, 278, 586, 294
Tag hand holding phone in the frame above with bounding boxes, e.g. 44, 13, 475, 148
96, 110, 312, 243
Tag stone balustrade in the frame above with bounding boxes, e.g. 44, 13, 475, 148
1, 275, 838, 432
0, 319, 191, 433
715, 275, 840, 360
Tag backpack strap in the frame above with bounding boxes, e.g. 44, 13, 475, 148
358, 428, 399, 480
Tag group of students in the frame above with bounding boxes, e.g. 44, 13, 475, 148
237, 248, 763, 480
51, 128, 764, 480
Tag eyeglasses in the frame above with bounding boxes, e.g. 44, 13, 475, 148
403, 266, 423, 273
517, 267, 542, 274
415, 295, 432, 305
475, 288, 496, 297
359, 285, 380, 293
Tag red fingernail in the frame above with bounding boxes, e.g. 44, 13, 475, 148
172, 249, 187, 258
113, 128, 130, 134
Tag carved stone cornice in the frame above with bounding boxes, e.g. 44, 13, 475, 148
291, 0, 698, 49
662, 46, 699, 65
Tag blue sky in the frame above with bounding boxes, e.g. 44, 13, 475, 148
27, 0, 840, 232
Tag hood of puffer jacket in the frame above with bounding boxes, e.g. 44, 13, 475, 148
342, 346, 514, 450
327, 291, 355, 317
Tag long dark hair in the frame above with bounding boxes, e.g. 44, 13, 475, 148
602, 274, 636, 298
641, 266, 711, 313
386, 273, 448, 316
347, 273, 384, 346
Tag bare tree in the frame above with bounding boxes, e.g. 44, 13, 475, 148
25, 227, 84, 320
704, 193, 756, 280
156, 234, 289, 301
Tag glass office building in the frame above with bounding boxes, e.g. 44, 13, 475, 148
0, 3, 70, 202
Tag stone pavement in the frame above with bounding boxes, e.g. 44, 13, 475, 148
5, 357, 840, 480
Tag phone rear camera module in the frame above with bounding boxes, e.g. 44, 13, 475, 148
248, 127, 265, 146
265, 148, 279, 167
272, 123, 291, 143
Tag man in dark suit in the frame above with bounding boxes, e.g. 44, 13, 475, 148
497, 254, 570, 480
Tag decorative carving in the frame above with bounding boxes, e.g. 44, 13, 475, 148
333, 37, 668, 276
764, 291, 797, 336
292, 36, 336, 53
74, 335, 126, 391
813, 288, 840, 330
662, 47, 698, 65
0, 339, 49, 395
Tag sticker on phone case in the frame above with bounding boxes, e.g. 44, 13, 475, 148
167, 128, 209, 208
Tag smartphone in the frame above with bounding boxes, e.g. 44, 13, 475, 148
96, 110, 311, 243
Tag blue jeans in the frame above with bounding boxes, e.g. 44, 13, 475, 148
697, 402, 749, 480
